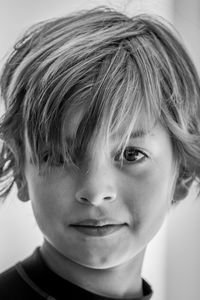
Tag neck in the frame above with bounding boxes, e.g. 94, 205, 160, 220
40, 240, 146, 299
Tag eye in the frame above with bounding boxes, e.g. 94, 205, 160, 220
114, 147, 147, 164
41, 152, 64, 165
41, 152, 49, 163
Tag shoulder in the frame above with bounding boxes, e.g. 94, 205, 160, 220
0, 264, 43, 300
0, 264, 22, 289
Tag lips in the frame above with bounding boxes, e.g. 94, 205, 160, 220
70, 219, 127, 237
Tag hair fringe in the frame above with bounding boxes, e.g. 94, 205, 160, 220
0, 7, 200, 200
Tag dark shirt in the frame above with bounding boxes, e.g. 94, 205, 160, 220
0, 248, 153, 299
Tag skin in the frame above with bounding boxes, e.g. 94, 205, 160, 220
23, 115, 179, 298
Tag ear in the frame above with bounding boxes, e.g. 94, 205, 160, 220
15, 174, 30, 202
173, 174, 194, 202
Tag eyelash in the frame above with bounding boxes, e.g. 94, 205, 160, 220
41, 147, 148, 166
41, 152, 64, 165
114, 146, 148, 164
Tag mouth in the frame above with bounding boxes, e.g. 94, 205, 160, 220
70, 219, 127, 237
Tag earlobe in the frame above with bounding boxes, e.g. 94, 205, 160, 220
17, 183, 30, 202
15, 175, 30, 202
173, 175, 194, 203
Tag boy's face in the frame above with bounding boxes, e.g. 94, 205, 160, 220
24, 112, 177, 269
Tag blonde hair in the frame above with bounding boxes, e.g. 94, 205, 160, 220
0, 7, 200, 199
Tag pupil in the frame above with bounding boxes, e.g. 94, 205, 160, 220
124, 148, 137, 161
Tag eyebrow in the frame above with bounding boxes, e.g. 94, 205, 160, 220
66, 137, 74, 144
65, 129, 148, 144
129, 129, 147, 139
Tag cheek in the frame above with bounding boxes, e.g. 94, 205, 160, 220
138, 167, 173, 205
121, 161, 175, 229
26, 172, 76, 227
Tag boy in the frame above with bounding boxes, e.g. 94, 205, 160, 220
0, 6, 200, 300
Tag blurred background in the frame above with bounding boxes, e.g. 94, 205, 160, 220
0, 1, 200, 299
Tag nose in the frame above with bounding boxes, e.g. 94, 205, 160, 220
75, 162, 117, 206
76, 190, 117, 206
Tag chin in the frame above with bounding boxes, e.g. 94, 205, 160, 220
72, 251, 131, 270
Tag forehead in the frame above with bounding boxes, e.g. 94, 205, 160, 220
65, 109, 84, 139
24, 99, 161, 169
64, 107, 155, 141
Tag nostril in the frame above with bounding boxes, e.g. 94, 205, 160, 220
104, 196, 113, 200
80, 197, 88, 202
